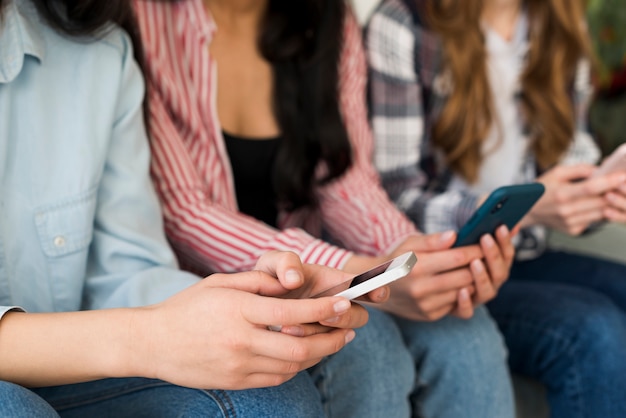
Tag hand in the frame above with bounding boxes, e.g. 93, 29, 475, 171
197, 251, 377, 337
376, 232, 483, 321
604, 182, 626, 223
129, 270, 358, 391
452, 225, 515, 319
523, 164, 626, 235
250, 251, 389, 305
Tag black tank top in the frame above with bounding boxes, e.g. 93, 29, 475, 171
223, 131, 281, 227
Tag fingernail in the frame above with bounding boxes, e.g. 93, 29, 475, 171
441, 231, 456, 242
285, 270, 303, 286
325, 316, 340, 324
334, 299, 351, 314
471, 259, 484, 273
459, 288, 470, 300
345, 330, 356, 344
482, 234, 495, 248
377, 286, 388, 300
498, 225, 509, 236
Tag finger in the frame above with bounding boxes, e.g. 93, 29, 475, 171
470, 259, 497, 305
280, 323, 333, 337
407, 266, 475, 298
412, 290, 459, 316
606, 191, 626, 212
568, 172, 626, 200
319, 302, 369, 329
595, 171, 626, 193
495, 225, 516, 264
480, 234, 508, 289
302, 263, 353, 294
420, 304, 457, 322
206, 271, 287, 296
452, 288, 474, 319
354, 286, 389, 304
254, 251, 305, 290
243, 295, 352, 328
564, 208, 606, 235
407, 231, 457, 253
555, 163, 596, 182
605, 207, 626, 223
560, 196, 607, 216
412, 246, 483, 278
251, 327, 356, 362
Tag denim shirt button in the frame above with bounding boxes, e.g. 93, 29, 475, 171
53, 236, 66, 247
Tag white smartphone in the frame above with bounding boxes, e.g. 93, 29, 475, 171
311, 252, 417, 300
594, 143, 626, 177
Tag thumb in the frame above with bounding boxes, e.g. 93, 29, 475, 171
254, 251, 305, 290
410, 231, 457, 253
205, 270, 288, 296
555, 164, 595, 182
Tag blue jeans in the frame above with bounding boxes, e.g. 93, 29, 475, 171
487, 250, 626, 418
1, 373, 324, 417
310, 306, 414, 417
393, 305, 515, 418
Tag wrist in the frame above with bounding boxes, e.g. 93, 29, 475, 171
105, 307, 157, 380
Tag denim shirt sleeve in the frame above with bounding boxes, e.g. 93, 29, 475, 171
82, 33, 199, 310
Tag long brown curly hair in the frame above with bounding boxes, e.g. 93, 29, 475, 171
425, 0, 593, 183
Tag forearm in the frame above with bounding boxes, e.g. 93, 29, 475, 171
0, 309, 144, 387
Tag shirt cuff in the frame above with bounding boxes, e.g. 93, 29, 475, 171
0, 307, 25, 321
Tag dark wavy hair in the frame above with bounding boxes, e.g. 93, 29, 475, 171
259, 0, 352, 211
0, 0, 144, 76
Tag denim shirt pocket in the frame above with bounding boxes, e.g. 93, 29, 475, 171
34, 188, 97, 258
33, 188, 97, 311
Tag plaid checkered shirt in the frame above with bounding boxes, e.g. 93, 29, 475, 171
365, 0, 601, 259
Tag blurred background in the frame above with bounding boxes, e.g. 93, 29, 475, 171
351, 0, 626, 155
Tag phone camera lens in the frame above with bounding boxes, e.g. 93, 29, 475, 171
491, 201, 504, 214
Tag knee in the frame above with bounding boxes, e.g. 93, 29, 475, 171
399, 306, 508, 368
321, 307, 414, 394
0, 381, 58, 418
568, 302, 626, 369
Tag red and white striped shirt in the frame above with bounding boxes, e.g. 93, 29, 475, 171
134, 0, 417, 275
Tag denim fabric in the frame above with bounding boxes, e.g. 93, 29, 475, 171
309, 307, 414, 417
488, 250, 626, 418
0, 374, 325, 418
393, 306, 515, 418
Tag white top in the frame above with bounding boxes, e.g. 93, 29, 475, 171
449, 11, 530, 195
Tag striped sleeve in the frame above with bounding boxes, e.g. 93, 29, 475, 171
365, 0, 478, 233
135, 1, 352, 273
147, 87, 352, 273
316, 9, 419, 256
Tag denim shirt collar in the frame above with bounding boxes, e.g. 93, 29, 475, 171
0, 0, 45, 84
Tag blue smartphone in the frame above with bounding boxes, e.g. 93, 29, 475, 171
453, 183, 545, 247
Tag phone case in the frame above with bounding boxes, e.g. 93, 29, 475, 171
453, 183, 545, 247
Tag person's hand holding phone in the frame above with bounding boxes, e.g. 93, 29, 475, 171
360, 228, 514, 322
524, 163, 626, 235
603, 182, 626, 223
125, 253, 362, 391
223, 251, 388, 337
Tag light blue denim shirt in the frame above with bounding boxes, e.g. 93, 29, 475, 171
0, 0, 200, 320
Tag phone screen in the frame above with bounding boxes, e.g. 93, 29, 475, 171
311, 259, 395, 298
